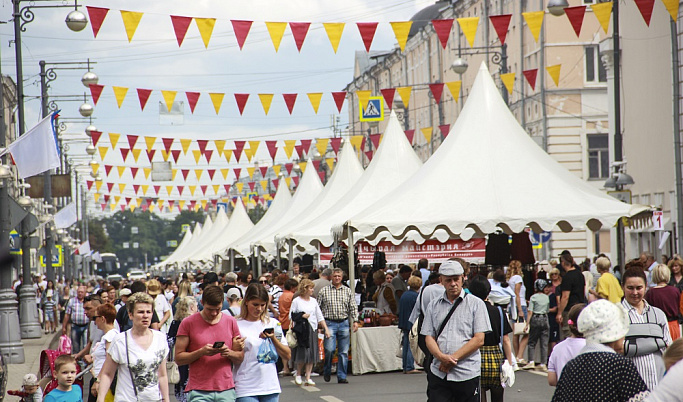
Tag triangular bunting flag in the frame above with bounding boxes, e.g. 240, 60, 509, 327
349, 135, 363, 151
284, 163, 293, 175
249, 140, 260, 154
91, 131, 102, 146
523, 69, 538, 90
323, 23, 345, 53
259, 180, 268, 192
170, 15, 192, 46
307, 93, 323, 113
144, 136, 156, 151
500, 72, 515, 94
356, 22, 378, 52
180, 138, 192, 154
112, 87, 128, 108
131, 149, 141, 163
546, 64, 561, 87
86, 6, 109, 38
369, 133, 381, 150
209, 93, 224, 114
634, 0, 655, 26
295, 145, 305, 159
194, 169, 203, 180
405, 129, 415, 144
161, 90, 177, 112
266, 140, 278, 160
116, 166, 125, 178
204, 150, 214, 163
192, 150, 202, 164
457, 17, 479, 47
591, 2, 613, 33
146, 149, 155, 162
300, 139, 312, 156
439, 124, 450, 139
432, 19, 454, 49
489, 14, 512, 45
235, 93, 249, 115
421, 127, 433, 143
259, 166, 269, 178
357, 90, 372, 110
126, 134, 138, 149
234, 141, 246, 162
143, 167, 151, 179
224, 149, 233, 162
221, 168, 230, 180
289, 22, 311, 52
109, 133, 120, 149
265, 22, 287, 51
429, 83, 444, 104
446, 81, 462, 101
195, 18, 216, 48
390, 21, 412, 52
98, 146, 108, 160
120, 148, 130, 162
162, 138, 174, 152
522, 11, 544, 42
104, 165, 113, 176
223, 184, 231, 194
298, 161, 307, 174
120, 11, 143, 42
136, 88, 152, 111
214, 140, 226, 156
564, 6, 586, 37
330, 137, 342, 154
272, 165, 281, 177
396, 87, 412, 108
331, 92, 346, 113
316, 138, 330, 156
312, 160, 321, 171
207, 169, 216, 180
181, 169, 190, 180
325, 157, 335, 171
381, 88, 396, 109
283, 93, 297, 114
231, 20, 253, 50
259, 94, 274, 114
661, 0, 679, 22
171, 150, 181, 163
283, 140, 296, 159
247, 167, 256, 179
89, 84, 104, 105
186, 92, 200, 113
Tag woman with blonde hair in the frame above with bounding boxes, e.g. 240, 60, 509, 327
645, 264, 681, 340
167, 296, 197, 402
147, 279, 172, 334
172, 280, 193, 313
507, 260, 529, 366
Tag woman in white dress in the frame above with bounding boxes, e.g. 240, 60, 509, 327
147, 279, 172, 334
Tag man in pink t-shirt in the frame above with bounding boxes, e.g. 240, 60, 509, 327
176, 285, 244, 402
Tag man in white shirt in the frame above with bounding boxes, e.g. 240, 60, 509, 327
640, 251, 657, 287
12, 274, 22, 291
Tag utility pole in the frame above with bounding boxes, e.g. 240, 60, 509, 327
39, 61, 54, 283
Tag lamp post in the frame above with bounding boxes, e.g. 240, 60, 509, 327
450, 45, 508, 103
604, 162, 634, 269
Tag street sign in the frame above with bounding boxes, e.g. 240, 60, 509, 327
529, 230, 551, 249
653, 211, 664, 231
9, 230, 20, 255
9, 197, 28, 230
166, 240, 178, 247
181, 224, 190, 233
359, 97, 384, 122
39, 245, 63, 267
216, 202, 228, 212
608, 190, 632, 204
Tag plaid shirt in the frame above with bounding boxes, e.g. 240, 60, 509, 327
65, 297, 89, 325
317, 284, 358, 322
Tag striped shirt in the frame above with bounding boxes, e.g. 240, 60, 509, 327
621, 298, 671, 390
65, 297, 89, 325
316, 284, 358, 322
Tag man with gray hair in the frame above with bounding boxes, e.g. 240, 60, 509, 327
640, 251, 657, 287
223, 272, 242, 297
313, 268, 333, 298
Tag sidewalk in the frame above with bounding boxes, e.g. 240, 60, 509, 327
5, 329, 60, 396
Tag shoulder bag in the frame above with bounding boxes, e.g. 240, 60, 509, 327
166, 344, 180, 384
285, 329, 298, 349
125, 331, 139, 402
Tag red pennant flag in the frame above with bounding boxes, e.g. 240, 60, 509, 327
259, 166, 268, 177
234, 93, 249, 115
292, 176, 300, 186
234, 167, 242, 179
207, 169, 216, 180
141, 204, 148, 212
634, 0, 655, 26
153, 186, 160, 195
137, 88, 152, 111
431, 19, 454, 49
104, 194, 110, 203
91, 131, 102, 146
285, 163, 293, 175
360, 136, 367, 151
318, 171, 326, 184
356, 22, 378, 52
168, 200, 175, 210
223, 184, 231, 194
365, 150, 373, 161
107, 183, 114, 192
200, 185, 208, 195
120, 205, 126, 212
181, 169, 190, 180
564, 6, 586, 37
171, 149, 181, 163
177, 186, 184, 196
197, 140, 208, 153
295, 145, 305, 159
489, 15, 512, 46
231, 20, 253, 50
104, 165, 113, 176
248, 182, 256, 191
100, 204, 106, 211
146, 198, 153, 207
370, 133, 381, 150
253, 195, 260, 204
272, 179, 279, 189
300, 139, 312, 155
133, 184, 140, 194
126, 135, 138, 149
89, 84, 104, 105
146, 149, 156, 162
381, 88, 396, 109
289, 22, 311, 52
120, 148, 130, 162
190, 200, 197, 210
266, 140, 278, 160
162, 138, 174, 152
439, 124, 451, 139
429, 83, 444, 104
234, 141, 246, 162
125, 197, 131, 204
405, 129, 415, 144
86, 6, 109, 38
523, 69, 538, 90
283, 93, 297, 114
130, 167, 139, 178
330, 137, 342, 154
312, 160, 321, 171
170, 15, 192, 46
86, 180, 93, 190
204, 149, 214, 163
211, 199, 218, 207
186, 92, 200, 113
331, 92, 346, 112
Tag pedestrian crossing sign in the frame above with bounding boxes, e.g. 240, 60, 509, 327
359, 96, 384, 122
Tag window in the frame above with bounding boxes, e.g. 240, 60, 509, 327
587, 134, 609, 179
585, 46, 607, 83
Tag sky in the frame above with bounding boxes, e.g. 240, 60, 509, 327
0, 0, 436, 215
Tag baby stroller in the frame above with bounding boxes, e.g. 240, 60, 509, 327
39, 350, 89, 396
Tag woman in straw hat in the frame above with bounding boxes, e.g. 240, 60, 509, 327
147, 279, 172, 334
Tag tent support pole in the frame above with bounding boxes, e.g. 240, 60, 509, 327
229, 250, 234, 272
276, 246, 281, 271
256, 247, 262, 277
347, 224, 357, 370
288, 240, 294, 272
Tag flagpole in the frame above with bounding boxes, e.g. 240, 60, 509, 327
39, 60, 55, 284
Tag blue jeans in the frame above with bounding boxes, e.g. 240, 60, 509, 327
235, 394, 279, 402
71, 324, 88, 353
402, 330, 415, 372
323, 320, 350, 380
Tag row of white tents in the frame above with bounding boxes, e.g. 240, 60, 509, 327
156, 64, 649, 275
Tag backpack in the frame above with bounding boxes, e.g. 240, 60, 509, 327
58, 335, 72, 354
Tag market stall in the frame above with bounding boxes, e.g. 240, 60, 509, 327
351, 325, 403, 375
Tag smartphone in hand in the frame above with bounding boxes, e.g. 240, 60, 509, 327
263, 328, 274, 335
212, 341, 225, 348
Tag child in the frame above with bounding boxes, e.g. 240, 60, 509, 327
44, 290, 56, 334
547, 303, 587, 386
523, 279, 550, 371
7, 373, 43, 402
44, 355, 82, 402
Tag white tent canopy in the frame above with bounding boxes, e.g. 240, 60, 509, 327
186, 208, 230, 263
174, 215, 213, 264
155, 227, 193, 268
345, 63, 650, 242
158, 221, 203, 267
282, 111, 422, 248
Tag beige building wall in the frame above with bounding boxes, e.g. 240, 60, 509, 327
346, 0, 613, 261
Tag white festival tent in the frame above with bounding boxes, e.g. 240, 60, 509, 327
154, 227, 192, 269
185, 208, 230, 263
171, 215, 213, 267
157, 221, 202, 267
209, 197, 256, 261
248, 158, 324, 257
281, 111, 423, 250
343, 63, 651, 244
221, 179, 294, 258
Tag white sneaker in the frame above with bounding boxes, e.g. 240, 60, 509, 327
305, 379, 316, 386
522, 361, 535, 370
294, 376, 303, 385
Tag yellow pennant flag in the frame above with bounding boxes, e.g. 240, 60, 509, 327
457, 17, 479, 47
200, 200, 208, 210
171, 169, 177, 181
247, 167, 256, 179
189, 186, 197, 196
149, 204, 155, 212
109, 133, 120, 149
95, 181, 103, 192
161, 150, 170, 161
323, 23, 345, 53
110, 204, 116, 212
661, 0, 680, 22
144, 136, 156, 151
500, 72, 515, 95
349, 135, 364, 151
265, 22, 287, 51
213, 184, 220, 195
258, 94, 274, 114
590, 2, 613, 33
260, 180, 268, 192
298, 161, 307, 173
192, 150, 202, 164
161, 90, 177, 112
195, 18, 216, 48
114, 196, 121, 204
356, 90, 372, 111
283, 140, 296, 159
112, 87, 128, 108
120, 11, 143, 42
242, 196, 250, 206
396, 86, 412, 108
98, 146, 108, 160
316, 138, 330, 156
131, 149, 141, 163
94, 193, 101, 203
118, 183, 126, 193
421, 127, 433, 143
272, 165, 281, 177
117, 166, 125, 177
220, 168, 230, 180
235, 182, 244, 193
244, 147, 254, 162
91, 162, 99, 175
285, 177, 292, 188
166, 186, 173, 196
194, 169, 203, 180
390, 21, 413, 52
179, 200, 186, 210
546, 64, 561, 87
209, 93, 225, 114
446, 81, 462, 102
144, 167, 151, 179
214, 140, 226, 156
249, 141, 260, 153
224, 149, 233, 162
325, 158, 335, 172
141, 185, 149, 195
523, 11, 544, 43
180, 138, 192, 154
307, 93, 323, 114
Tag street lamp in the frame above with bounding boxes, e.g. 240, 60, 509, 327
85, 124, 97, 137
450, 58, 468, 75
604, 161, 634, 270
547, 0, 569, 17
65, 8, 88, 31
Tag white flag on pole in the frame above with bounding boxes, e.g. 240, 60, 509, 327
6, 112, 60, 179
77, 240, 91, 256
54, 202, 77, 229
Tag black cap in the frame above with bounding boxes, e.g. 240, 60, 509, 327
200, 272, 219, 288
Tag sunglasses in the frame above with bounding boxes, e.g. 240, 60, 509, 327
259, 280, 268, 284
